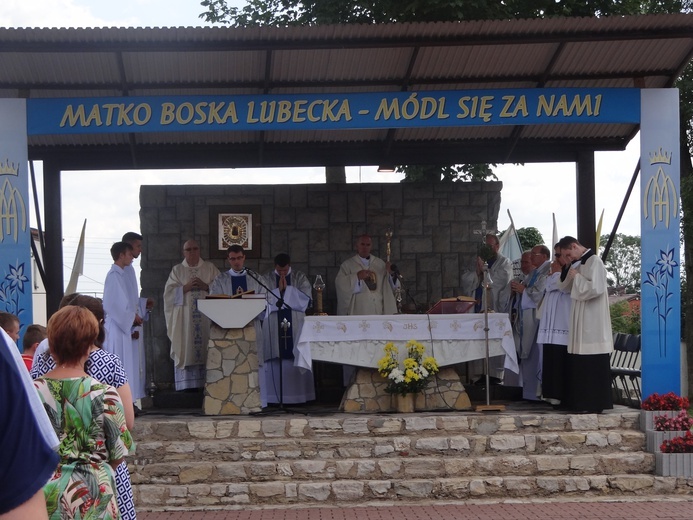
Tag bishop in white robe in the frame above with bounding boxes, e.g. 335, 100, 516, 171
335, 235, 398, 316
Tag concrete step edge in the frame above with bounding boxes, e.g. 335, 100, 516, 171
132, 473, 686, 508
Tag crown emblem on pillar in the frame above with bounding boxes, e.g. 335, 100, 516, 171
0, 159, 19, 176
649, 148, 672, 165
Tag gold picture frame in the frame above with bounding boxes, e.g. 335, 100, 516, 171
209, 205, 262, 259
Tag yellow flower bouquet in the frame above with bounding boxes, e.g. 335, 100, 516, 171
377, 340, 439, 396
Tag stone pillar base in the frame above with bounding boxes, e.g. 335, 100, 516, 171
341, 366, 471, 413
203, 322, 262, 415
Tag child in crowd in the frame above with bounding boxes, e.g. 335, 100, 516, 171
22, 324, 47, 371
0, 312, 20, 344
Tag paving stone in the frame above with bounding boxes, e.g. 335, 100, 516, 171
298, 483, 331, 501
536, 455, 570, 472
178, 463, 214, 483
249, 482, 286, 498
367, 480, 392, 496
449, 435, 471, 451
489, 435, 526, 451
586, 432, 608, 447
188, 422, 216, 439
404, 417, 437, 431
415, 437, 449, 451
394, 480, 434, 497
332, 480, 365, 500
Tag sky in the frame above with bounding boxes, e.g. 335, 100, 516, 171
3, 0, 643, 296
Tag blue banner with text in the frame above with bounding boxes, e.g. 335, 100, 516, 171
27, 88, 640, 135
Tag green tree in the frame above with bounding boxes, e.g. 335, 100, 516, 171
517, 227, 544, 251
200, 0, 648, 26
610, 301, 642, 335
601, 233, 641, 293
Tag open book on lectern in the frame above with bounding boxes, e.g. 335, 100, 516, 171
426, 295, 476, 314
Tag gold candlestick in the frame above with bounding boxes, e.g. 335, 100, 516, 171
313, 275, 328, 315
385, 228, 393, 262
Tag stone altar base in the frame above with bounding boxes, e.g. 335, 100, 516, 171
341, 367, 472, 413
203, 322, 262, 415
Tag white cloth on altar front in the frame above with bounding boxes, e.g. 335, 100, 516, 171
295, 313, 517, 374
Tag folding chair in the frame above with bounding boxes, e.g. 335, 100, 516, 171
610, 333, 642, 408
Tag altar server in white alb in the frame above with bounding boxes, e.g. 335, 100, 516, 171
121, 231, 153, 400
103, 241, 145, 402
557, 235, 613, 413
335, 234, 399, 316
261, 253, 315, 404
163, 239, 220, 391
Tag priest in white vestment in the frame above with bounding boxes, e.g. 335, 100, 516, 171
103, 241, 143, 403
164, 239, 220, 391
461, 233, 514, 383
511, 245, 551, 400
261, 253, 315, 404
335, 234, 399, 316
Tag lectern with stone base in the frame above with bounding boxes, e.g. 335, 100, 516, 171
197, 298, 265, 415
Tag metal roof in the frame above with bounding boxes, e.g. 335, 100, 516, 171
1, 14, 692, 169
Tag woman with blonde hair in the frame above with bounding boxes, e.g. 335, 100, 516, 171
33, 306, 135, 519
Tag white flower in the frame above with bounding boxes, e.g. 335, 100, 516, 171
389, 368, 404, 383
419, 367, 429, 378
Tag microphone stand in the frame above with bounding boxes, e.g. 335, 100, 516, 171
244, 269, 306, 416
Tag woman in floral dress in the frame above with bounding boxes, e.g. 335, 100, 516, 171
34, 306, 135, 520
31, 294, 137, 520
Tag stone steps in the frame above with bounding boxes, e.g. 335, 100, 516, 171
134, 429, 647, 462
133, 473, 689, 508
133, 451, 653, 483
128, 410, 693, 509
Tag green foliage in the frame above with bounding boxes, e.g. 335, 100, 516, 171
399, 164, 496, 182
516, 227, 543, 251
200, 0, 656, 26
610, 300, 641, 334
601, 233, 641, 293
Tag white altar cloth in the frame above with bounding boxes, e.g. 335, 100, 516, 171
295, 313, 518, 374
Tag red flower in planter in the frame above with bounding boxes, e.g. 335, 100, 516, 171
660, 431, 693, 453
642, 392, 690, 411
654, 411, 693, 431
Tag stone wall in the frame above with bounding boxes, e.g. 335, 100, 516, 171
139, 181, 503, 391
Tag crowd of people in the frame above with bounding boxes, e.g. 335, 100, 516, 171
0, 229, 614, 517
463, 233, 614, 413
0, 230, 144, 519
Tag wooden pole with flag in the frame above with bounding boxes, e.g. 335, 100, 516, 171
65, 219, 86, 294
